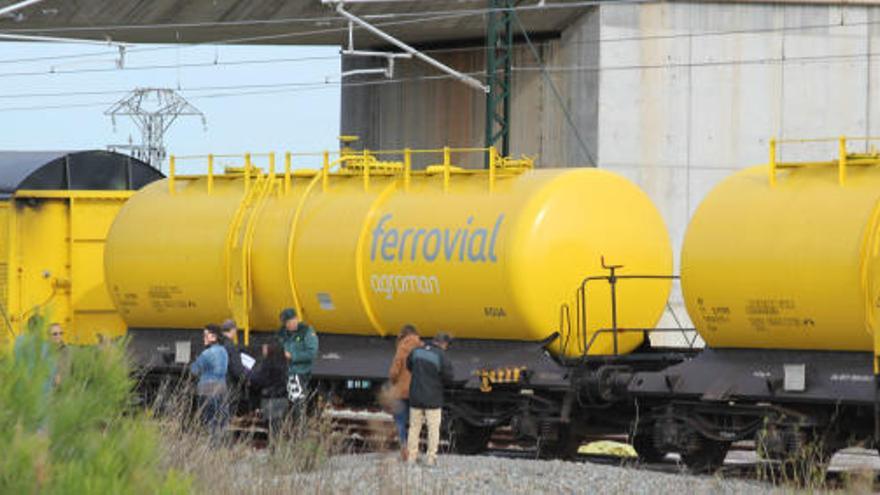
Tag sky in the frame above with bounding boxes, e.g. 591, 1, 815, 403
0, 41, 341, 174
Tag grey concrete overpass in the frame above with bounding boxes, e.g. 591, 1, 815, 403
0, 0, 586, 46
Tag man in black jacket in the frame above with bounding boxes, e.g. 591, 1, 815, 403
406, 332, 454, 466
221, 319, 247, 415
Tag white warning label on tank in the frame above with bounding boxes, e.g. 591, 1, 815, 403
317, 292, 335, 311
370, 273, 440, 300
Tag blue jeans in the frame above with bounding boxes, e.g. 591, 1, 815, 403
199, 393, 229, 439
393, 399, 410, 445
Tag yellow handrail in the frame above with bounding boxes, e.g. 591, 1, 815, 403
207, 154, 214, 194
767, 135, 880, 187
322, 151, 330, 192
169, 155, 176, 194
268, 152, 276, 181
442, 146, 451, 192
403, 148, 412, 192
768, 138, 777, 187
284, 152, 292, 194
244, 153, 252, 192
489, 146, 497, 192
164, 146, 534, 196
362, 149, 370, 191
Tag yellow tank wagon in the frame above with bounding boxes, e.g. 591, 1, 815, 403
104, 146, 672, 358
630, 137, 880, 474
682, 138, 880, 358
0, 151, 162, 349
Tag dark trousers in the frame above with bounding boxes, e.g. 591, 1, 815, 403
261, 397, 289, 438
226, 380, 247, 416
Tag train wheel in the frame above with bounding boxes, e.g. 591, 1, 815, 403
632, 429, 666, 463
536, 425, 582, 460
447, 419, 494, 455
680, 435, 730, 474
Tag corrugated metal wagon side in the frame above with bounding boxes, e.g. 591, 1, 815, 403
0, 150, 162, 348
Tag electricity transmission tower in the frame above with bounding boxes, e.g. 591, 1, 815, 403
105, 88, 205, 170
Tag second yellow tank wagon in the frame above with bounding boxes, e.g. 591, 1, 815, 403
0, 151, 162, 349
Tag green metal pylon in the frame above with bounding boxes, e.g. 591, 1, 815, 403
485, 0, 514, 165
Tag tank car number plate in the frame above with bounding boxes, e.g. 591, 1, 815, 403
475, 366, 528, 392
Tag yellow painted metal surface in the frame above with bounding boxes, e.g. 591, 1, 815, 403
682, 138, 880, 354
105, 149, 672, 356
0, 190, 132, 349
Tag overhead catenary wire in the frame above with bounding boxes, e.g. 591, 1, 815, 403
0, 8, 483, 70
0, 70, 487, 112
3, 44, 880, 110
0, 54, 340, 79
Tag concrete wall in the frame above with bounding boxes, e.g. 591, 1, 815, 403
340, 1, 880, 340
598, 2, 880, 336
340, 7, 600, 168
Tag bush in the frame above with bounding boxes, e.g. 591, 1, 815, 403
0, 321, 190, 494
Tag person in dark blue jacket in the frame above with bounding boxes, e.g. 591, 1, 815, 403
406, 332, 454, 467
190, 324, 229, 438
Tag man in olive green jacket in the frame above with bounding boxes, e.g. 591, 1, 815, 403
277, 307, 319, 403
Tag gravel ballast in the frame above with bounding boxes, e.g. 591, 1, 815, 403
261, 453, 777, 494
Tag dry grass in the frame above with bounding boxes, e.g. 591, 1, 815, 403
144, 378, 479, 495
149, 378, 350, 494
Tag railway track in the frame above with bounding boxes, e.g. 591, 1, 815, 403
230, 407, 880, 489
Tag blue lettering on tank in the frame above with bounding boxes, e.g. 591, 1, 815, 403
398, 228, 414, 261
381, 229, 398, 261
370, 213, 505, 264
488, 215, 504, 262
423, 229, 441, 261
443, 229, 462, 259
371, 214, 393, 262
460, 216, 472, 262
410, 229, 426, 261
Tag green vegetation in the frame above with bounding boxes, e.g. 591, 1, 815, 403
0, 319, 190, 494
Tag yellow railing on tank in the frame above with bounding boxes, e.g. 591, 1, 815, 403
768, 136, 880, 187
166, 146, 534, 195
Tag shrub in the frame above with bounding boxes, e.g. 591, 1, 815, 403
0, 321, 190, 494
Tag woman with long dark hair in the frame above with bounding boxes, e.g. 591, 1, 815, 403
250, 341, 289, 437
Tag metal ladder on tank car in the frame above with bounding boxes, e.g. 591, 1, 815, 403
225, 155, 276, 343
